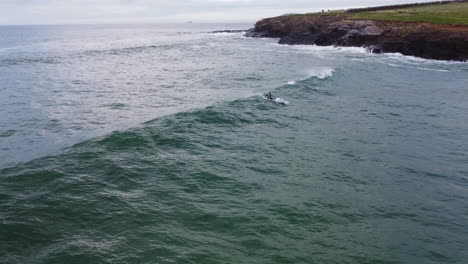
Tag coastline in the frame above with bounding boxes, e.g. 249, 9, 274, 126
245, 12, 468, 61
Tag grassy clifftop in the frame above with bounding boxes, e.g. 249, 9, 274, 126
281, 1, 468, 25
349, 1, 468, 25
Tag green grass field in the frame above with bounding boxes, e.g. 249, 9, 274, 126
349, 2, 468, 25
277, 2, 468, 26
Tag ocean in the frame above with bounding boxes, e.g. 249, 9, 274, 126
1, 24, 467, 264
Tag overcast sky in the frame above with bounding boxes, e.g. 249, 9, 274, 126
0, 0, 436, 25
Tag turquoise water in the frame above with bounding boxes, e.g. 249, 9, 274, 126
1, 24, 468, 264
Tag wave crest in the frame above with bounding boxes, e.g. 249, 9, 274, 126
308, 67, 334, 79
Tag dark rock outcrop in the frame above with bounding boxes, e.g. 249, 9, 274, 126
210, 30, 246, 34
245, 15, 468, 61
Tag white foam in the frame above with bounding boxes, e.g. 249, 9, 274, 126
263, 95, 289, 105
284, 67, 334, 85
383, 52, 468, 65
415, 67, 451, 72
380, 55, 460, 72
273, 97, 289, 105
272, 43, 367, 54
385, 63, 403, 68
307, 67, 334, 79
269, 41, 468, 66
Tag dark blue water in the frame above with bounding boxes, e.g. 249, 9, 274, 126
1, 24, 467, 264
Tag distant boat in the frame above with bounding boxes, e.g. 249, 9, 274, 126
187, 21, 193, 24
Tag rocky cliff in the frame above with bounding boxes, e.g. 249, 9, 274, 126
245, 15, 468, 61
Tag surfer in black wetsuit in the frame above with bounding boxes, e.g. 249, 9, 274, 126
266, 93, 275, 100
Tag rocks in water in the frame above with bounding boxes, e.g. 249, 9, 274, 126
366, 45, 383, 54
244, 29, 269, 38
209, 30, 247, 34
244, 15, 468, 61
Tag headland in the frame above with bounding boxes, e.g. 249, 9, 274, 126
246, 1, 468, 61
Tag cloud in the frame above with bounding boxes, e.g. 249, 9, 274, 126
0, 0, 438, 25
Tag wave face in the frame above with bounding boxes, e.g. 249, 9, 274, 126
0, 24, 350, 168
1, 24, 468, 264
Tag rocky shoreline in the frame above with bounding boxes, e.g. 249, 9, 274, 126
245, 15, 468, 61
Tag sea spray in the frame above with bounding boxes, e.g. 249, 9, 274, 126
307, 67, 335, 79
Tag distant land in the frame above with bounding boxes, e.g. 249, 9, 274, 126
246, 1, 468, 61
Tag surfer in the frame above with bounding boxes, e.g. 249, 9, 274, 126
265, 92, 289, 105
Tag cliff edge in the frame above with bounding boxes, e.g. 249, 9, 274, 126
245, 3, 468, 61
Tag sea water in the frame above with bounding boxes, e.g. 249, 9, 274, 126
1, 24, 467, 264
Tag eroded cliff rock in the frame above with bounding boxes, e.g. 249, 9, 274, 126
245, 15, 468, 61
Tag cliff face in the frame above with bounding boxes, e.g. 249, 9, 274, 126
245, 15, 468, 61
